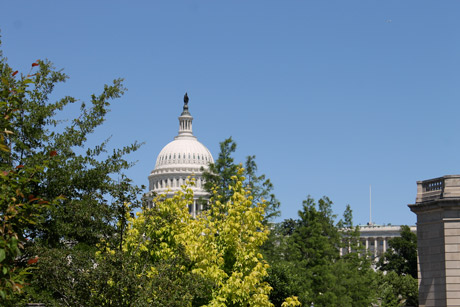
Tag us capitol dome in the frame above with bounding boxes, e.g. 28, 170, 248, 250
147, 93, 214, 216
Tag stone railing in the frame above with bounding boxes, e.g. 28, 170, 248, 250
416, 175, 460, 203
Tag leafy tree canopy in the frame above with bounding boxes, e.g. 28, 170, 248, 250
377, 225, 417, 278
96, 171, 300, 306
202, 137, 280, 223
0, 38, 143, 305
263, 197, 378, 307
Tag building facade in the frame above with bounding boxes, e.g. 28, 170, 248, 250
345, 224, 416, 260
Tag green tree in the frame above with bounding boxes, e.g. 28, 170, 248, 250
263, 198, 378, 307
376, 225, 418, 306
290, 196, 342, 306
0, 40, 143, 305
263, 196, 341, 306
264, 260, 306, 307
377, 225, 417, 278
332, 205, 377, 306
202, 137, 280, 223
202, 137, 238, 204
289, 196, 340, 269
376, 271, 418, 307
244, 155, 281, 222
0, 48, 69, 304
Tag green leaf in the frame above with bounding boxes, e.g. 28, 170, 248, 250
0, 249, 5, 263
10, 236, 18, 249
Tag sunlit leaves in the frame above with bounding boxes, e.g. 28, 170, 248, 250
98, 171, 300, 306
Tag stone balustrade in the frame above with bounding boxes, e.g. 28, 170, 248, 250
416, 175, 460, 203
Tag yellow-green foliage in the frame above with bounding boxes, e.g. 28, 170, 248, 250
98, 169, 300, 306
189, 171, 271, 306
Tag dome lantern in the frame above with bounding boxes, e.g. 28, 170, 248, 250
177, 92, 194, 138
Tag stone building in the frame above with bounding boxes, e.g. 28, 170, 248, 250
147, 94, 214, 217
409, 175, 460, 307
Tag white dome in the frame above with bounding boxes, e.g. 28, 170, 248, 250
154, 137, 214, 170
147, 94, 214, 217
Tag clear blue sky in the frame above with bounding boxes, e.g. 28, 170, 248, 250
2, 1, 460, 226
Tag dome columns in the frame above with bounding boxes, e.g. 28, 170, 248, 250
178, 114, 193, 137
